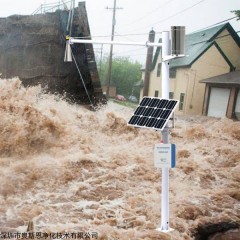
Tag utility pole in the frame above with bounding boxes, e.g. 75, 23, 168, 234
105, 0, 122, 98
143, 29, 155, 97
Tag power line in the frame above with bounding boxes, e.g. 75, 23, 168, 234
123, 0, 207, 34
96, 30, 240, 59
87, 16, 238, 40
122, 0, 175, 28
113, 46, 146, 54
113, 52, 148, 58
190, 16, 238, 33
158, 0, 207, 28
152, 0, 207, 26
92, 31, 240, 55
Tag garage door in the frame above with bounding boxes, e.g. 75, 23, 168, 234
208, 87, 230, 118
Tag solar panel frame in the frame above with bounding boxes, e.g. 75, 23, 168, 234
128, 97, 179, 131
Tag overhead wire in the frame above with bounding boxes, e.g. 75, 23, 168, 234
79, 12, 238, 40
96, 29, 240, 61
89, 8, 239, 63
124, 0, 207, 33
121, 0, 175, 28
57, 0, 239, 42
190, 16, 238, 33
112, 46, 146, 55
149, 0, 207, 26
113, 52, 148, 57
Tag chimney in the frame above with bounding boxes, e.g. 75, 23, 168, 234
143, 29, 155, 97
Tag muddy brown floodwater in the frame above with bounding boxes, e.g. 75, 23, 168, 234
0, 78, 239, 240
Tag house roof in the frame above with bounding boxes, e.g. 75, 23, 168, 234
151, 23, 240, 70
200, 70, 240, 85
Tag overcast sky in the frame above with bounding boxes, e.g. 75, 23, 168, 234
0, 0, 239, 64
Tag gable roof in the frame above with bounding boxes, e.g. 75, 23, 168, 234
152, 23, 240, 70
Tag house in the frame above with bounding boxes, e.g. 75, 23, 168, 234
140, 23, 240, 117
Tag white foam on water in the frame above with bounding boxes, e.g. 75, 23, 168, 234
0, 78, 239, 239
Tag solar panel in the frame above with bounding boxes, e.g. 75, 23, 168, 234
128, 97, 179, 131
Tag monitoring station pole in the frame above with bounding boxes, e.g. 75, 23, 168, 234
160, 31, 170, 231
65, 27, 185, 232
159, 27, 185, 232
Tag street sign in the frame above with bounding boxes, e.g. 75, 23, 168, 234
154, 143, 176, 168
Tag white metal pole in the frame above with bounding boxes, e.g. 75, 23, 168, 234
69, 38, 162, 47
161, 31, 170, 231
162, 32, 170, 99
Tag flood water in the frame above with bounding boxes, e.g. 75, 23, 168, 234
0, 78, 239, 239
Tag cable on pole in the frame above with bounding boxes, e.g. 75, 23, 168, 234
70, 47, 94, 106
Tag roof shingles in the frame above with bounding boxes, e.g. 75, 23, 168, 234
200, 70, 240, 85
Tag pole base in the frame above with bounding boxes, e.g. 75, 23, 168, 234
156, 227, 174, 233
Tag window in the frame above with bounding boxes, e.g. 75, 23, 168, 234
179, 93, 185, 111
157, 63, 161, 77
170, 68, 176, 78
169, 92, 174, 99
154, 90, 159, 97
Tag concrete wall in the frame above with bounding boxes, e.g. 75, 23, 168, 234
0, 2, 104, 104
